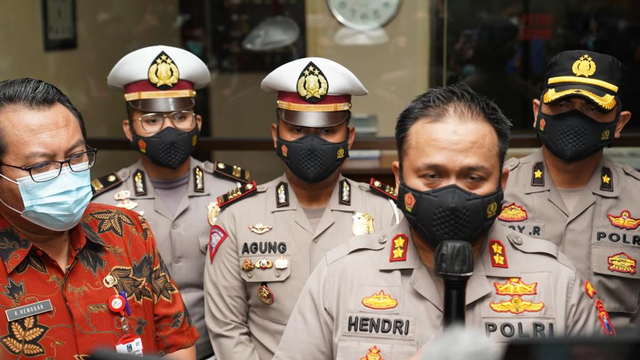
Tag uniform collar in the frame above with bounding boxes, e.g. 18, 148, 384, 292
270, 173, 354, 212
0, 208, 98, 274
127, 157, 210, 200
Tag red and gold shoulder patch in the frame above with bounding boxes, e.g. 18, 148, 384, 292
489, 277, 544, 314
489, 239, 508, 268
209, 225, 228, 263
389, 234, 409, 262
584, 281, 596, 299
369, 178, 397, 201
607, 252, 637, 275
497, 203, 528, 222
216, 181, 257, 209
595, 300, 616, 336
607, 210, 640, 230
361, 290, 398, 310
360, 346, 383, 360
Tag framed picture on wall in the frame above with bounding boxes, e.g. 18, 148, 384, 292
41, 0, 77, 51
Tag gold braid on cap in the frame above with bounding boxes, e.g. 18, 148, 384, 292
543, 88, 616, 110
124, 89, 196, 101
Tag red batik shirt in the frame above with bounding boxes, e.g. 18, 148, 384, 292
0, 203, 198, 359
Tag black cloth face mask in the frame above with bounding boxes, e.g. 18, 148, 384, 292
276, 128, 349, 184
535, 108, 618, 163
396, 181, 503, 248
131, 126, 200, 169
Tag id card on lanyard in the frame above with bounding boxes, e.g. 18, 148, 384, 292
109, 291, 144, 356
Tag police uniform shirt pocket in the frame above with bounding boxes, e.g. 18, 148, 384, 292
238, 255, 291, 283
591, 244, 640, 313
336, 339, 417, 360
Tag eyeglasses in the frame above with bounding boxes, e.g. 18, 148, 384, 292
135, 111, 196, 132
0, 147, 98, 183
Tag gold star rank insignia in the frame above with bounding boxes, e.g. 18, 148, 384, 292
600, 166, 613, 192
489, 239, 508, 268
389, 234, 408, 262
531, 162, 545, 187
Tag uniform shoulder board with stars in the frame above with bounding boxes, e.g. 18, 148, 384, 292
369, 178, 398, 201
91, 172, 122, 198
213, 161, 251, 184
217, 181, 258, 209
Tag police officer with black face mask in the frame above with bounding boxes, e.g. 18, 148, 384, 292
499, 50, 639, 329
272, 85, 608, 360
91, 45, 251, 360
203, 57, 401, 360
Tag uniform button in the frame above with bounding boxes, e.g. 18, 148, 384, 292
275, 270, 281, 277
171, 224, 179, 230
247, 272, 253, 278
512, 236, 523, 245
378, 235, 387, 244
175, 257, 181, 264
258, 185, 266, 191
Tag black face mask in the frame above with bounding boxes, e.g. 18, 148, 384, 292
276, 129, 349, 184
396, 181, 503, 248
131, 126, 200, 169
536, 108, 618, 163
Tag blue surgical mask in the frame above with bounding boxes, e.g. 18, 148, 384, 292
0, 164, 92, 231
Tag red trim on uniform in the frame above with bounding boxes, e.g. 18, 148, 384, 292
277, 91, 351, 105
209, 225, 228, 263
217, 181, 258, 208
489, 239, 508, 268
389, 233, 409, 262
595, 300, 616, 336
369, 178, 398, 201
124, 79, 194, 94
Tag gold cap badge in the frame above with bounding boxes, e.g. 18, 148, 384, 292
148, 51, 180, 89
297, 61, 329, 103
572, 54, 596, 77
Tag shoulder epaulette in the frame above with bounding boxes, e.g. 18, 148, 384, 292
622, 164, 640, 181
91, 172, 122, 198
213, 161, 250, 183
504, 157, 520, 171
369, 178, 397, 201
326, 232, 387, 265
216, 181, 257, 209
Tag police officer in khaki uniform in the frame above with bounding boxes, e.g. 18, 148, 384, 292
499, 50, 639, 328
274, 85, 608, 360
92, 45, 250, 359
204, 57, 401, 360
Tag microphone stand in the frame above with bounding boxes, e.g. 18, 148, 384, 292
435, 240, 474, 328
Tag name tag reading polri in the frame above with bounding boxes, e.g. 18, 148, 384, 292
5, 299, 53, 322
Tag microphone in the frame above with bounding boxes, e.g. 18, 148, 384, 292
435, 240, 474, 328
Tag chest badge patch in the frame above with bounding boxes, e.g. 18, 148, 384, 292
389, 234, 409, 262
352, 213, 375, 236
584, 281, 597, 298
490, 277, 545, 314
360, 346, 383, 360
361, 290, 398, 310
497, 203, 528, 222
489, 240, 508, 268
607, 210, 640, 230
607, 252, 637, 275
249, 223, 272, 235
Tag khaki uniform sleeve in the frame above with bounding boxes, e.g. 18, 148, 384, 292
273, 257, 334, 360
565, 272, 601, 336
204, 211, 260, 360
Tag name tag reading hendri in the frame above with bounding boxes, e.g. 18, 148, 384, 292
5, 299, 53, 322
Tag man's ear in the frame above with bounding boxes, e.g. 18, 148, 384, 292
532, 99, 541, 129
347, 126, 356, 150
123, 120, 133, 142
615, 111, 632, 138
271, 123, 278, 149
392, 160, 401, 194
196, 114, 203, 131
500, 166, 509, 191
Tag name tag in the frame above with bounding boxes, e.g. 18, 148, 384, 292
5, 300, 53, 322
116, 337, 144, 356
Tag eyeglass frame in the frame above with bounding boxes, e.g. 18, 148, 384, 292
132, 110, 198, 133
0, 146, 98, 183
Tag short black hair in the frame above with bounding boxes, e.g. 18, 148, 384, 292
395, 84, 512, 165
0, 78, 86, 159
